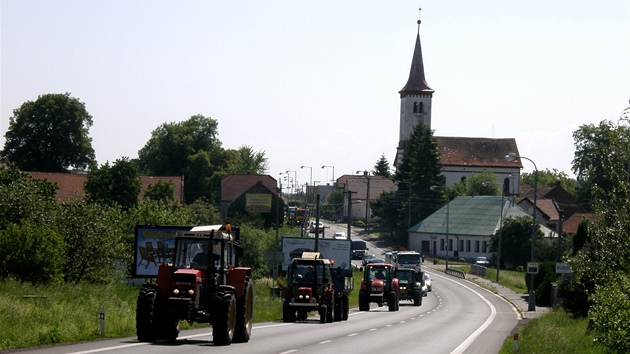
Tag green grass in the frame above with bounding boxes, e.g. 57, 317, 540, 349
498, 308, 606, 354
0, 271, 364, 351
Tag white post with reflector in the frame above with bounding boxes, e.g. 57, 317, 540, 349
513, 327, 519, 351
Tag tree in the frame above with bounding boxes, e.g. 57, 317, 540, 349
521, 168, 578, 198
84, 158, 142, 210
572, 120, 630, 206
391, 122, 445, 244
1, 93, 96, 172
491, 216, 544, 270
373, 154, 392, 179
449, 170, 500, 197
226, 145, 269, 174
137, 114, 228, 204
0, 167, 59, 229
143, 180, 176, 204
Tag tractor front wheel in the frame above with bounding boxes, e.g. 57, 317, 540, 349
319, 305, 327, 323
213, 292, 236, 346
136, 285, 159, 342
413, 290, 422, 306
342, 295, 349, 320
358, 292, 370, 311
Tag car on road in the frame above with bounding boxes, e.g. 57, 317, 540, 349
475, 256, 490, 267
423, 273, 432, 292
351, 240, 368, 259
309, 222, 324, 234
362, 254, 376, 266
333, 232, 346, 239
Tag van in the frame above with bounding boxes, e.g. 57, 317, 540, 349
351, 240, 368, 260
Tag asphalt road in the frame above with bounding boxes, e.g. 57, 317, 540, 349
13, 221, 519, 354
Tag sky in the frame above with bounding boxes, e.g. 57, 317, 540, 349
1, 1, 629, 191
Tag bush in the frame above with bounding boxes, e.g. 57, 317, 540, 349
590, 272, 630, 353
0, 222, 65, 284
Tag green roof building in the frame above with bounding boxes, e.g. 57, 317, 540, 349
409, 196, 556, 262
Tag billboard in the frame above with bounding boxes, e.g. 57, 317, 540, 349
281, 236, 351, 271
133, 225, 191, 277
246, 193, 272, 212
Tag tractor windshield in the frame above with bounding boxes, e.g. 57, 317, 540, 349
174, 238, 226, 271
395, 270, 413, 283
367, 267, 390, 282
289, 263, 329, 285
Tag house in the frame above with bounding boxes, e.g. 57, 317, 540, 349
220, 174, 285, 225
342, 174, 396, 222
408, 196, 556, 261
27, 171, 184, 204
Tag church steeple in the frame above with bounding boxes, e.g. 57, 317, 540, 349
399, 19, 434, 97
395, 10, 434, 167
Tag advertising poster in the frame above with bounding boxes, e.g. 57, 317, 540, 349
133, 225, 191, 277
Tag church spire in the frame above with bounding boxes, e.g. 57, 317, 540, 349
399, 9, 433, 97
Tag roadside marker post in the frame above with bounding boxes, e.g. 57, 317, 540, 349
513, 327, 519, 351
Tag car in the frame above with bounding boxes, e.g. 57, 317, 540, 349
423, 273, 432, 292
333, 232, 346, 240
421, 283, 428, 297
362, 254, 376, 266
370, 258, 385, 264
475, 256, 490, 267
309, 222, 324, 233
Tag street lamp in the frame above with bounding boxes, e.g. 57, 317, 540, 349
430, 185, 449, 270
357, 170, 371, 234
321, 165, 335, 186
286, 170, 298, 202
506, 152, 538, 311
300, 166, 312, 202
483, 180, 505, 283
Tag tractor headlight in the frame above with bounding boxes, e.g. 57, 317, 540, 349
173, 289, 180, 295
305, 295, 310, 300
188, 289, 195, 296
299, 295, 304, 300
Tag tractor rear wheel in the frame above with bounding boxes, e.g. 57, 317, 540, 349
136, 285, 159, 342
333, 297, 342, 322
213, 292, 236, 346
234, 280, 253, 343
326, 298, 334, 323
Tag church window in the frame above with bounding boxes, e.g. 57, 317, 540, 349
413, 102, 418, 113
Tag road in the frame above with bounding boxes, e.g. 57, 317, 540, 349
14, 221, 518, 354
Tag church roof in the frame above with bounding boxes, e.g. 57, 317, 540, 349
399, 25, 434, 97
436, 136, 521, 169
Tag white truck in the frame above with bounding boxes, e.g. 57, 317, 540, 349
394, 251, 423, 273
281, 236, 352, 272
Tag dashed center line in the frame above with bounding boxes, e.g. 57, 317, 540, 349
320, 340, 332, 344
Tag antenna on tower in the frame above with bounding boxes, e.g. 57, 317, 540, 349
418, 6, 422, 29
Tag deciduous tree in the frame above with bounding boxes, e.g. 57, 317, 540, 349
1, 93, 96, 172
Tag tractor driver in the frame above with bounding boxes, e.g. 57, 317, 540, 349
375, 269, 385, 280
303, 266, 315, 283
191, 241, 209, 268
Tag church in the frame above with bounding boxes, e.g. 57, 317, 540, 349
394, 17, 523, 191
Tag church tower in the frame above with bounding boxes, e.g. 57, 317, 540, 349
395, 15, 434, 166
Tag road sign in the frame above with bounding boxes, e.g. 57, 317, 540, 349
556, 262, 572, 274
527, 262, 539, 274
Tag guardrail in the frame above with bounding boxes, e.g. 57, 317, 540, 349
445, 267, 466, 279
470, 264, 487, 277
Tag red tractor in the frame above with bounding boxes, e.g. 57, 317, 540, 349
282, 252, 352, 323
135, 225, 253, 346
359, 263, 400, 311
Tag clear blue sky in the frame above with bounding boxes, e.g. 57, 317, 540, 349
2, 1, 628, 188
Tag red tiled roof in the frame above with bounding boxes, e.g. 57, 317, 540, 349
27, 172, 184, 204
221, 174, 278, 203
562, 213, 597, 234
436, 137, 521, 168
